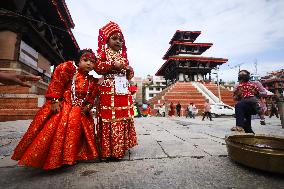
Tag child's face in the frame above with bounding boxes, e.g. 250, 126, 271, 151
78, 53, 96, 73
107, 32, 123, 52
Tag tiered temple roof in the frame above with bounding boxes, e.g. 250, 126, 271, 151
169, 30, 201, 44
163, 42, 213, 59
156, 30, 228, 82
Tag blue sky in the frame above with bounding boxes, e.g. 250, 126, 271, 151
65, 0, 284, 81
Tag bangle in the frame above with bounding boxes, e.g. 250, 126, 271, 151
81, 111, 87, 115
50, 98, 60, 104
85, 103, 93, 109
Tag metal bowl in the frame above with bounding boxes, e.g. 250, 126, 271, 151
225, 134, 284, 174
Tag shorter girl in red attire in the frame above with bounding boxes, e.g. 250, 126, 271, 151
12, 49, 99, 170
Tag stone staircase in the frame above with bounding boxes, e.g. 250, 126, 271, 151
148, 82, 206, 116
0, 85, 44, 122
203, 83, 235, 106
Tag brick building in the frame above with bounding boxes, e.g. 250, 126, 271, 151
261, 69, 284, 98
0, 0, 79, 121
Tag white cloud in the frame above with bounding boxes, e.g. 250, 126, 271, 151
65, 0, 284, 80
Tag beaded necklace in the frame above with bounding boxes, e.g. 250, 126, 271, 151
71, 71, 90, 106
106, 48, 127, 68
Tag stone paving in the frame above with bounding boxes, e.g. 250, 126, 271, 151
0, 116, 284, 189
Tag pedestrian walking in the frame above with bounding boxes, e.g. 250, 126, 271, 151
202, 99, 212, 121
176, 102, 181, 117
168, 102, 175, 116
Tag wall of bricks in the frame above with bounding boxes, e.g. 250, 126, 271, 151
0, 31, 17, 60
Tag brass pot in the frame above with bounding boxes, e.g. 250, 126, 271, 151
225, 134, 284, 174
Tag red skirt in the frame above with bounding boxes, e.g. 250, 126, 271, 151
96, 119, 137, 158
11, 101, 98, 170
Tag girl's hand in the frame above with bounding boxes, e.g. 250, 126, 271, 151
126, 66, 133, 72
81, 103, 93, 116
81, 107, 89, 115
126, 66, 134, 80
114, 62, 125, 70
51, 102, 61, 113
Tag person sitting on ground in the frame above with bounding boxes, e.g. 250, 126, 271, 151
232, 70, 267, 133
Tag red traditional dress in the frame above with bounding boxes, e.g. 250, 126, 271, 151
12, 61, 99, 170
95, 48, 137, 158
94, 21, 137, 159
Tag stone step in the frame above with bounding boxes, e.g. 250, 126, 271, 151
0, 98, 39, 109
164, 95, 205, 100
175, 83, 195, 86
0, 108, 39, 122
166, 92, 201, 95
158, 99, 205, 104
173, 86, 196, 88
155, 103, 204, 108
0, 85, 30, 94
172, 88, 197, 91
148, 82, 236, 115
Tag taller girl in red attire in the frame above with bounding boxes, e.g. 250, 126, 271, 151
12, 49, 99, 170
95, 21, 137, 159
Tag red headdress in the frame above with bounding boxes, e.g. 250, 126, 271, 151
80, 48, 96, 61
97, 21, 128, 60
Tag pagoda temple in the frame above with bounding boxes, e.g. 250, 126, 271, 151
156, 30, 227, 82
148, 30, 233, 115
0, 0, 79, 121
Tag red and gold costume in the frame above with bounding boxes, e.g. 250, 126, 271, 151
95, 21, 137, 158
12, 61, 99, 170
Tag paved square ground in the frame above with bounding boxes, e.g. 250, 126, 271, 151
0, 116, 283, 188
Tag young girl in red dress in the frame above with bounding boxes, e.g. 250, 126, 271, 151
12, 49, 99, 170
94, 21, 137, 160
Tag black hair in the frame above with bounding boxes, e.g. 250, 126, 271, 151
75, 49, 95, 66
238, 70, 250, 82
